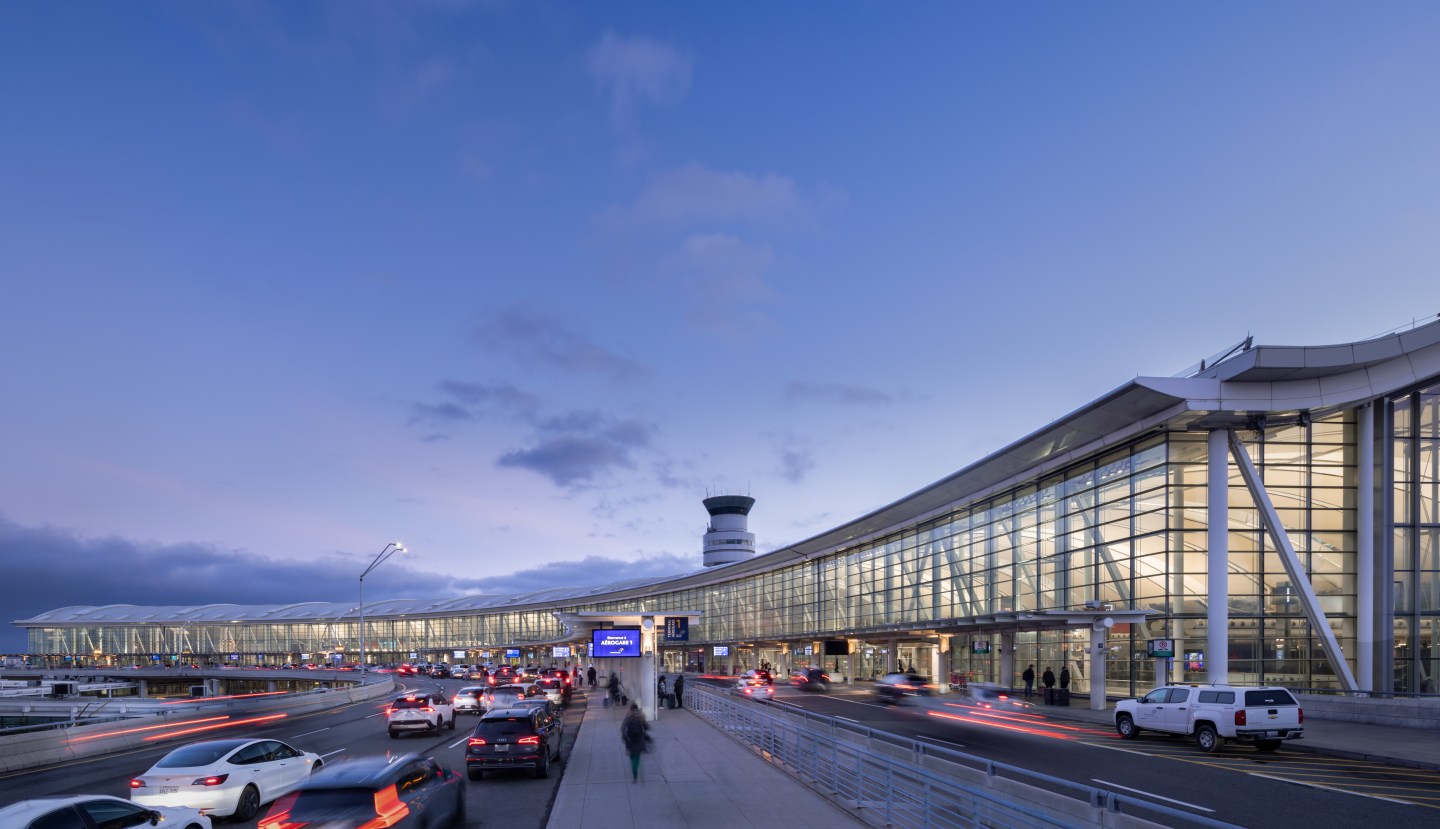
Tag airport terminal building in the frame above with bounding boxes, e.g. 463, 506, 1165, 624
15, 319, 1440, 698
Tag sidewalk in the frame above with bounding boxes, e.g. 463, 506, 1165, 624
1018, 691, 1440, 771
547, 691, 865, 829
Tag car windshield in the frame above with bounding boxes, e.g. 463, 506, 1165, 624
476, 718, 533, 738
392, 697, 432, 709
1244, 689, 1298, 706
156, 741, 246, 767
537, 679, 561, 690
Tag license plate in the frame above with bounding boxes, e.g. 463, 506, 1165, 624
1265, 731, 1278, 737
159, 786, 179, 795
495, 744, 509, 753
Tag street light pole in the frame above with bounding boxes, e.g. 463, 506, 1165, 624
359, 541, 405, 680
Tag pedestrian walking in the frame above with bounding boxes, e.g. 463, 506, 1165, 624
1022, 664, 1035, 697
673, 673, 685, 709
587, 665, 597, 688
620, 703, 651, 782
607, 672, 620, 707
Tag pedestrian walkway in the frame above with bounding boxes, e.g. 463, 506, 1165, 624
548, 691, 865, 829
1020, 691, 1440, 771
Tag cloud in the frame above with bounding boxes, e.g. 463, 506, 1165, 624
407, 380, 541, 437
0, 516, 462, 653
473, 310, 645, 381
586, 31, 693, 129
785, 381, 894, 407
665, 233, 778, 341
498, 413, 655, 489
603, 163, 809, 228
453, 553, 697, 595
776, 445, 816, 484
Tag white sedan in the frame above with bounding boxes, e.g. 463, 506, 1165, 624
130, 738, 323, 821
0, 794, 211, 829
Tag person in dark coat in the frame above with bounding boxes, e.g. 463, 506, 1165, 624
1042, 667, 1056, 690
620, 703, 650, 782
1059, 666, 1071, 690
1022, 665, 1036, 697
673, 673, 685, 708
657, 674, 668, 702
607, 672, 620, 706
587, 665, 597, 688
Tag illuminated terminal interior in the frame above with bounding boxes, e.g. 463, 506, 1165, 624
15, 317, 1440, 697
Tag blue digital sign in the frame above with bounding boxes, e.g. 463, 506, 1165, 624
505, 648, 520, 659
663, 617, 689, 642
592, 628, 641, 657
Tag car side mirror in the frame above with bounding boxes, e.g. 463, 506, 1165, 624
150, 811, 163, 826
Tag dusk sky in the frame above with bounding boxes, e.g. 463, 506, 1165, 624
4, 2, 1439, 652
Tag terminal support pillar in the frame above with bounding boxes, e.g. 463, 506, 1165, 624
1000, 631, 1015, 691
886, 640, 898, 673
1357, 403, 1375, 692
932, 635, 951, 694
640, 615, 657, 721
1207, 430, 1230, 684
845, 648, 855, 684
1089, 623, 1108, 710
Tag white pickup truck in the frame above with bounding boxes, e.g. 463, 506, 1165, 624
1114, 684, 1304, 752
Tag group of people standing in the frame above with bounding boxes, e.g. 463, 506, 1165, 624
1021, 663, 1071, 698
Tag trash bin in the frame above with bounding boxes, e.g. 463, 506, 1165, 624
1058, 688, 1070, 706
1042, 687, 1055, 705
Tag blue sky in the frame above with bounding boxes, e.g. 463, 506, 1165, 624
3, 2, 1439, 651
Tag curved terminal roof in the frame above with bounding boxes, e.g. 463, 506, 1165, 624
18, 315, 1440, 629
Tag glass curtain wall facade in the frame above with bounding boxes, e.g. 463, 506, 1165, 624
1393, 379, 1440, 693
27, 415, 1371, 694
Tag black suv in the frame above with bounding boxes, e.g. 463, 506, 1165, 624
258, 753, 465, 829
465, 707, 561, 780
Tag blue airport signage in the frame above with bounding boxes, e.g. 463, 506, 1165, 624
663, 617, 689, 642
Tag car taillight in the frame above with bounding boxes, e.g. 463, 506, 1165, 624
193, 774, 229, 786
468, 737, 487, 746
1298, 708, 1304, 723
421, 706, 434, 713
519, 736, 540, 745
1234, 710, 1247, 726
129, 779, 144, 789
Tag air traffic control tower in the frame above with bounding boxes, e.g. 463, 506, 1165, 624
702, 495, 757, 567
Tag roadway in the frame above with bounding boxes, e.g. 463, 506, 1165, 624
0, 675, 591, 829
706, 678, 1440, 829
5, 675, 1438, 829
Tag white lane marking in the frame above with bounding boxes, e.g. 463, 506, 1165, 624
1087, 744, 1161, 758
917, 735, 967, 750
291, 728, 330, 738
449, 735, 471, 749
1247, 772, 1417, 805
1091, 779, 1215, 812
320, 749, 346, 759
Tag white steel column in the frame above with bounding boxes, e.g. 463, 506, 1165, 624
1208, 430, 1231, 684
1000, 631, 1016, 691
932, 635, 951, 695
1228, 431, 1360, 691
1089, 621, 1109, 710
1357, 404, 1375, 692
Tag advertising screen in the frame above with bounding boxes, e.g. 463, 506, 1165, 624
591, 628, 641, 658
713, 645, 730, 657
1186, 651, 1205, 671
822, 640, 850, 656
552, 646, 572, 658
663, 617, 689, 642
505, 648, 520, 659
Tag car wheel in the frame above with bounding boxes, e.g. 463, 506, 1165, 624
534, 750, 549, 779
234, 784, 262, 821
1195, 723, 1221, 753
1255, 739, 1282, 752
1115, 714, 1140, 739
448, 714, 456, 730
389, 728, 399, 739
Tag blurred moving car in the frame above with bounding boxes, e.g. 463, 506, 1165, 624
733, 678, 774, 701
535, 677, 569, 706
1, 794, 211, 829
790, 668, 832, 692
957, 682, 1036, 711
258, 753, 464, 829
483, 683, 540, 712
387, 692, 456, 737
465, 707, 562, 780
874, 673, 935, 704
453, 686, 486, 715
489, 666, 518, 686
509, 698, 565, 741
130, 738, 322, 821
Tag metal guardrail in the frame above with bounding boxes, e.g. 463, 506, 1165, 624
684, 685, 1241, 829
